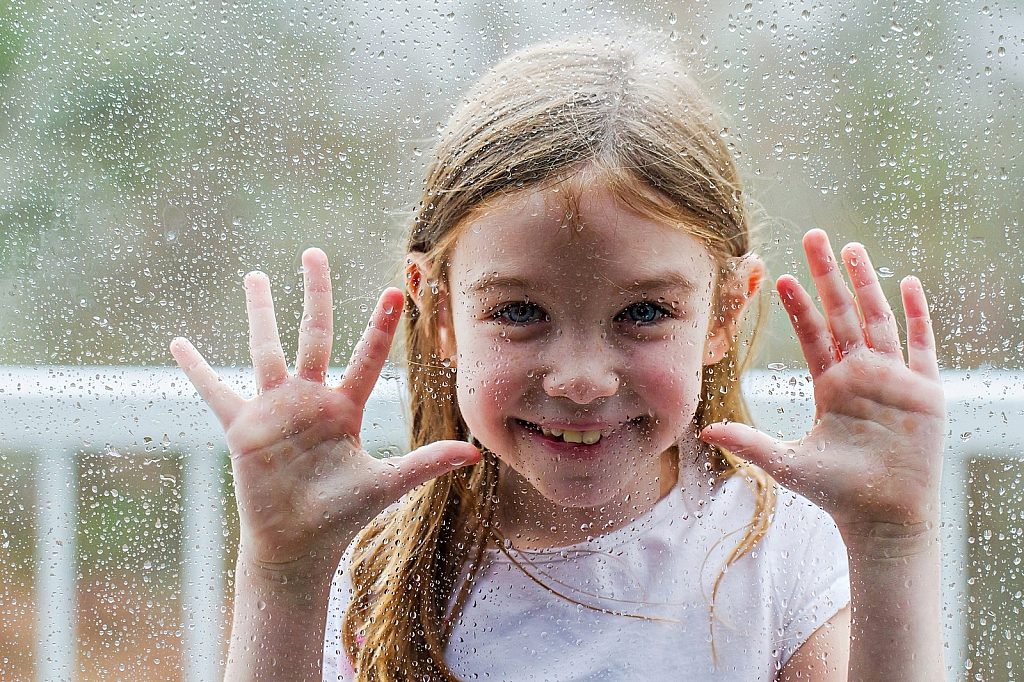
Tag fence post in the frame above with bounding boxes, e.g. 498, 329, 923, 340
35, 447, 77, 682
182, 443, 226, 682
942, 452, 969, 682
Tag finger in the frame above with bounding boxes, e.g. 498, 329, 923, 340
379, 441, 482, 497
803, 229, 865, 355
840, 243, 903, 359
700, 422, 802, 490
245, 271, 290, 392
777, 275, 839, 378
295, 248, 334, 383
901, 276, 940, 381
337, 288, 406, 407
170, 337, 245, 427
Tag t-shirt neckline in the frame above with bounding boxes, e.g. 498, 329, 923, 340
492, 473, 732, 560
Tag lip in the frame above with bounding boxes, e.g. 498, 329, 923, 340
517, 416, 637, 432
532, 420, 615, 431
514, 417, 641, 453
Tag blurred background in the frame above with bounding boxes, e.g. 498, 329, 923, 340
0, 0, 1021, 680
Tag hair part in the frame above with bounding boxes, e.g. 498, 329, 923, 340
343, 33, 774, 680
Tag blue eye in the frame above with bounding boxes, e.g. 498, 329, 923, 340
496, 302, 546, 325
619, 301, 668, 325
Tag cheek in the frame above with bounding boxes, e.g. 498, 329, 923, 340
454, 339, 532, 432
629, 344, 706, 419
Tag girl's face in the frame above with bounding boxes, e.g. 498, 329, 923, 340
420, 181, 754, 540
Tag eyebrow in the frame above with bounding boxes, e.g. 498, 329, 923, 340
465, 274, 535, 295
465, 272, 700, 297
617, 273, 700, 296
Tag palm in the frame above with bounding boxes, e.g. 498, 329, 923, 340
224, 381, 374, 564
703, 231, 944, 532
170, 249, 478, 570
796, 348, 944, 528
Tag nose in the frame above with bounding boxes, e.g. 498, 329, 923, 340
540, 330, 620, 404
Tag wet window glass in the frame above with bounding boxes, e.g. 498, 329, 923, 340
0, 1, 1020, 680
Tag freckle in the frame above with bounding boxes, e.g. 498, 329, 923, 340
903, 417, 917, 433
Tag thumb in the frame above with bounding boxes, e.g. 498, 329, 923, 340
700, 422, 799, 486
380, 440, 482, 497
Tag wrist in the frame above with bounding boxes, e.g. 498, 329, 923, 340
840, 518, 940, 563
226, 550, 337, 682
235, 547, 338, 601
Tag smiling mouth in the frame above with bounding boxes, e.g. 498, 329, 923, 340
517, 418, 641, 445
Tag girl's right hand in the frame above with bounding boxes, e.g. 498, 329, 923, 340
169, 248, 480, 575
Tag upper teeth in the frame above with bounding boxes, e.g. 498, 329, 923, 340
539, 425, 603, 445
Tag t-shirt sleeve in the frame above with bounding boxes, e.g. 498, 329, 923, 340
769, 488, 851, 668
322, 550, 356, 682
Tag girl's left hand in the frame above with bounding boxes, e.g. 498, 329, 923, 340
700, 229, 945, 537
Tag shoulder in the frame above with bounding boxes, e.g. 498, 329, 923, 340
770, 484, 844, 541
737, 478, 849, 612
712, 474, 844, 548
763, 484, 851, 662
710, 476, 850, 665
708, 475, 849, 597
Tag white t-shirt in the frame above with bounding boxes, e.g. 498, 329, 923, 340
323, 475, 850, 681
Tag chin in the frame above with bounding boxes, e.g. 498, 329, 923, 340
526, 475, 630, 509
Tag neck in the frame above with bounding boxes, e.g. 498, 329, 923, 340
494, 441, 712, 551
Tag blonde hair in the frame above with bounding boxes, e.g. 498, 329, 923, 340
342, 34, 775, 680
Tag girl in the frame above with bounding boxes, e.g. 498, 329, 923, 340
170, 36, 946, 682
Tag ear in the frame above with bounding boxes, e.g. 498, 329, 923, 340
405, 253, 457, 364
703, 254, 766, 366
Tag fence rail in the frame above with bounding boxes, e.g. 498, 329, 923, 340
3, 365, 1023, 682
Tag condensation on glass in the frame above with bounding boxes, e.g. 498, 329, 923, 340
0, 0, 1020, 681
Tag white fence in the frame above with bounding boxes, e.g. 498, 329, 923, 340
2, 365, 1023, 682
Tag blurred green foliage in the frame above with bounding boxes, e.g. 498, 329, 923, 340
0, 450, 35, 681
76, 448, 181, 584
0, 450, 35, 586
0, 0, 31, 83
0, 0, 1019, 370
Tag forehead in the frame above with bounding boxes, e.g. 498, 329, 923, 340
449, 183, 718, 295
